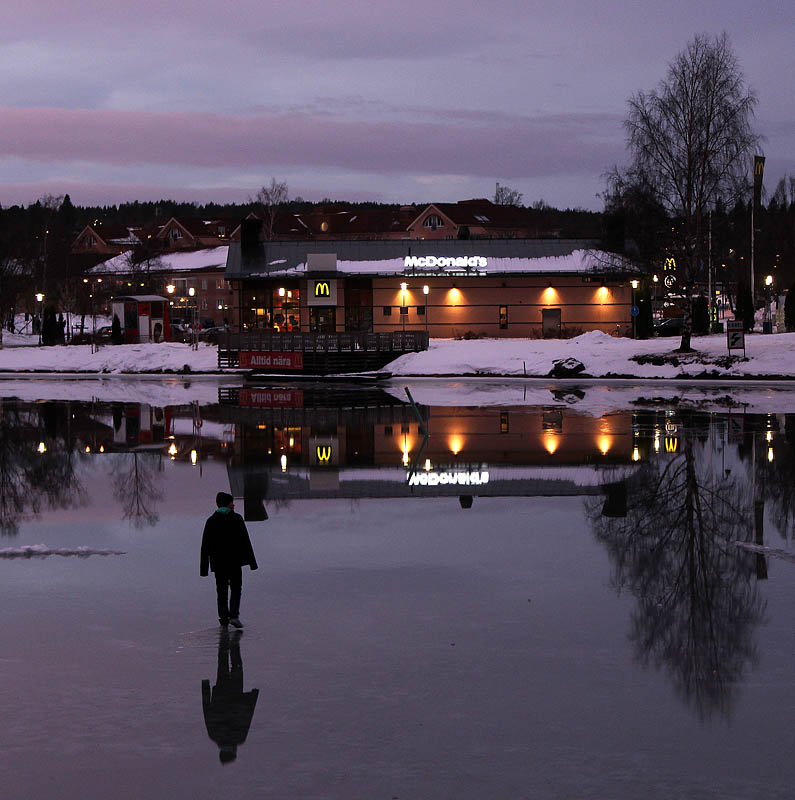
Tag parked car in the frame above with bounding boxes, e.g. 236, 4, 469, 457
653, 316, 685, 337
198, 326, 228, 345
169, 322, 190, 343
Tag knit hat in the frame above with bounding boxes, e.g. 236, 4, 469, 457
216, 491, 234, 508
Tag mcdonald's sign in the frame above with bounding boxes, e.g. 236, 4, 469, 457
664, 437, 679, 453
664, 257, 676, 271
308, 279, 337, 306
316, 445, 332, 463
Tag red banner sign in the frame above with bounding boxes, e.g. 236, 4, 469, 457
238, 351, 304, 370
238, 388, 304, 407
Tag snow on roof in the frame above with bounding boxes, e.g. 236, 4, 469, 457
91, 246, 229, 275
246, 249, 635, 277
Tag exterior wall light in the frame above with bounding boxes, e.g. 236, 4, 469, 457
400, 282, 408, 291
278, 287, 286, 297
631, 280, 639, 289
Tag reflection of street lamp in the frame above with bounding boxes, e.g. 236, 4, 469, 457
400, 282, 408, 334
35, 293, 44, 345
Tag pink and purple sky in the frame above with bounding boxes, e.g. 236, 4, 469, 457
1, 0, 792, 210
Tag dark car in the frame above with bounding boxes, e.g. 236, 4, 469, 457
198, 326, 228, 345
169, 322, 190, 343
653, 316, 685, 337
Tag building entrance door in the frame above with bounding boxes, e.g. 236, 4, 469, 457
542, 308, 561, 338
309, 307, 336, 332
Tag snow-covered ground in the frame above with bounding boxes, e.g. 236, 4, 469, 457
2, 330, 795, 380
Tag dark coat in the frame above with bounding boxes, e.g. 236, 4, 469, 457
200, 510, 258, 576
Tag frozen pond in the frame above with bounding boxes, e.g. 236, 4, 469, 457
0, 379, 793, 799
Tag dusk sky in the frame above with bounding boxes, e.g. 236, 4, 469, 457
1, 0, 792, 210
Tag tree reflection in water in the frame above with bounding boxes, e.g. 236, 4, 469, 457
0, 400, 87, 536
112, 452, 164, 528
588, 415, 767, 720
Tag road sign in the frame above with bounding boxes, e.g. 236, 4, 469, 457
727, 320, 745, 354
631, 305, 640, 317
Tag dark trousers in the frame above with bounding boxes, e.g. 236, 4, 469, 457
214, 567, 242, 623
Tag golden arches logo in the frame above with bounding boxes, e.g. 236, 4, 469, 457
314, 281, 330, 297
664, 257, 676, 270
316, 445, 332, 462
664, 437, 678, 453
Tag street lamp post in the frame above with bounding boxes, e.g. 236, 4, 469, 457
630, 280, 639, 339
764, 275, 773, 333
35, 293, 44, 345
423, 284, 429, 342
188, 286, 198, 349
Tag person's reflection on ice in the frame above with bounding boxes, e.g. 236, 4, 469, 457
202, 629, 259, 764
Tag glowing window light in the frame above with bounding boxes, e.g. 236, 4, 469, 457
278, 287, 286, 297
597, 435, 612, 455
543, 433, 559, 455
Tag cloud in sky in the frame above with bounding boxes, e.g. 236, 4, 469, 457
0, 0, 792, 209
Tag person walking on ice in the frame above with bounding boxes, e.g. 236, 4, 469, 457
200, 492, 258, 628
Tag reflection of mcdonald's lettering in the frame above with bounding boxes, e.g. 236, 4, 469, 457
754, 158, 765, 175
664, 257, 676, 270
314, 282, 330, 297
664, 437, 678, 453
316, 445, 332, 462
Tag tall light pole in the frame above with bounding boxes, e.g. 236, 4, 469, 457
631, 280, 639, 339
35, 293, 44, 345
423, 284, 429, 341
764, 274, 773, 334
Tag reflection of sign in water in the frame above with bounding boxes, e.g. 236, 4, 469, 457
310, 437, 338, 466
664, 437, 679, 453
238, 388, 304, 407
316, 445, 332, 463
407, 470, 489, 487
238, 351, 304, 370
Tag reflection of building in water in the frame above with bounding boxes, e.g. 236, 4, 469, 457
219, 386, 636, 507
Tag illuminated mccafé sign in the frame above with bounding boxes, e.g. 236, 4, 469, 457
407, 470, 490, 487
404, 256, 488, 271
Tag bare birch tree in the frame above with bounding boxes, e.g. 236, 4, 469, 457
254, 178, 289, 240
622, 32, 760, 350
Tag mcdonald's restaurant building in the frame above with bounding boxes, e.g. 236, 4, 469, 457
225, 238, 640, 338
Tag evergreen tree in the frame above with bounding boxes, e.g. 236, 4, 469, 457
785, 286, 795, 332
111, 313, 123, 345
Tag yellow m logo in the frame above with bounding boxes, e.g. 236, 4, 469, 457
314, 281, 330, 297
664, 437, 678, 453
664, 257, 676, 270
316, 445, 332, 462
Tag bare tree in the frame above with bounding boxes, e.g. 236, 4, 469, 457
622, 32, 760, 350
254, 178, 289, 240
494, 182, 523, 206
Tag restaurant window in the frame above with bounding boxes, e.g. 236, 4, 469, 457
201, 280, 207, 290
499, 305, 508, 329
416, 306, 425, 315
399, 306, 408, 316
